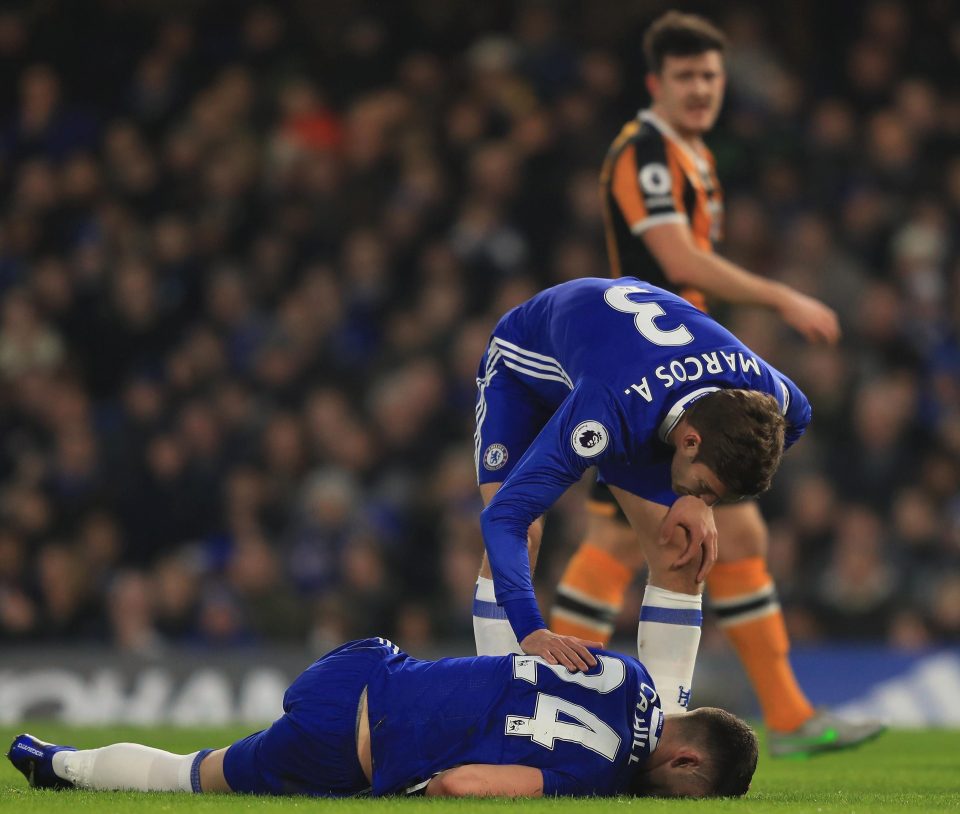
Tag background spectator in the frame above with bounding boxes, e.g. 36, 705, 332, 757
0, 0, 956, 652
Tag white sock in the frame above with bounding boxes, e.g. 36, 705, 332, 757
53, 744, 205, 792
637, 584, 702, 714
473, 577, 523, 655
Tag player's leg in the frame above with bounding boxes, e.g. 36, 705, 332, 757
199, 748, 231, 792
8, 639, 398, 797
550, 482, 642, 643
474, 481, 545, 655
608, 485, 703, 715
472, 343, 555, 656
7, 732, 216, 792
222, 638, 390, 796
708, 501, 813, 734
711, 504, 885, 756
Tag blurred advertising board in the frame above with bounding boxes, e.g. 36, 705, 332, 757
0, 645, 957, 727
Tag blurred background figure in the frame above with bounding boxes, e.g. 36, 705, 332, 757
0, 0, 954, 661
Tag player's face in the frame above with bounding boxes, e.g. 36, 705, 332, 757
647, 51, 725, 137
670, 455, 729, 507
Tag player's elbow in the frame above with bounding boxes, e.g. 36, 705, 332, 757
427, 768, 483, 797
443, 769, 482, 797
643, 231, 702, 286
480, 500, 526, 539
479, 503, 497, 542
425, 771, 457, 797
658, 251, 703, 286
657, 260, 691, 286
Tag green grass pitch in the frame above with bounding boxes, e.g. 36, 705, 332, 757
2, 724, 958, 813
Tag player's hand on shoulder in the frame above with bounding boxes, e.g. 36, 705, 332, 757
658, 495, 718, 583
777, 288, 841, 345
520, 628, 602, 673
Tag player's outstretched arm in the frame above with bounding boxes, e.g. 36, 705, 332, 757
480, 381, 617, 668
774, 286, 841, 344
642, 222, 841, 344
426, 764, 544, 798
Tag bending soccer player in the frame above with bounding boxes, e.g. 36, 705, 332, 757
551, 10, 882, 755
472, 277, 804, 712
9, 637, 758, 799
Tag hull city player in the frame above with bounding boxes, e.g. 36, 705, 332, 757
549, 11, 881, 756
9, 637, 757, 799
472, 277, 805, 713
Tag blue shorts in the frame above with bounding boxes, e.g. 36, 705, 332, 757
474, 333, 675, 506
223, 638, 400, 797
474, 337, 568, 486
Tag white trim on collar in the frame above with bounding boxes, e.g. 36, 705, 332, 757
638, 109, 711, 175
657, 386, 721, 443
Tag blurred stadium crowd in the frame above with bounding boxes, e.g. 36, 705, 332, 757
0, 0, 957, 655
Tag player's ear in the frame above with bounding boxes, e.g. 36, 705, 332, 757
680, 429, 701, 458
670, 749, 703, 769
645, 72, 660, 99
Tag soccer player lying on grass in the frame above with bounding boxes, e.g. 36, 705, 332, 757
8, 636, 757, 798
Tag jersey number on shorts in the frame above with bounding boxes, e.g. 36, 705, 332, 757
505, 655, 623, 761
604, 285, 694, 346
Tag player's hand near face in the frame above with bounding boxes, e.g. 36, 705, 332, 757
520, 629, 602, 673
776, 287, 841, 345
658, 495, 717, 582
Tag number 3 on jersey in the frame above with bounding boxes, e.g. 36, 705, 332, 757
604, 284, 693, 347
505, 655, 623, 761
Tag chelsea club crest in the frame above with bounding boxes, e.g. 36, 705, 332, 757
483, 443, 508, 471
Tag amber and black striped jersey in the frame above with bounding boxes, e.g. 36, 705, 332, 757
600, 109, 723, 312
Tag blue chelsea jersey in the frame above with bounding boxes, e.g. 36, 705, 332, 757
479, 278, 811, 640
367, 648, 663, 797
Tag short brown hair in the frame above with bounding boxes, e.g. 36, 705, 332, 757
626, 707, 758, 798
687, 707, 759, 797
684, 389, 786, 497
643, 11, 727, 74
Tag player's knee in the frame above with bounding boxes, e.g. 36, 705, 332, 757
198, 748, 232, 793
644, 526, 701, 594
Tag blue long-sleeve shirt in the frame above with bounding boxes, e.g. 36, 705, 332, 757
479, 278, 811, 641
369, 647, 662, 796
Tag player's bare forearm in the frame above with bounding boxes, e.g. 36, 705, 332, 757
644, 222, 783, 304
641, 222, 840, 343
425, 765, 544, 797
